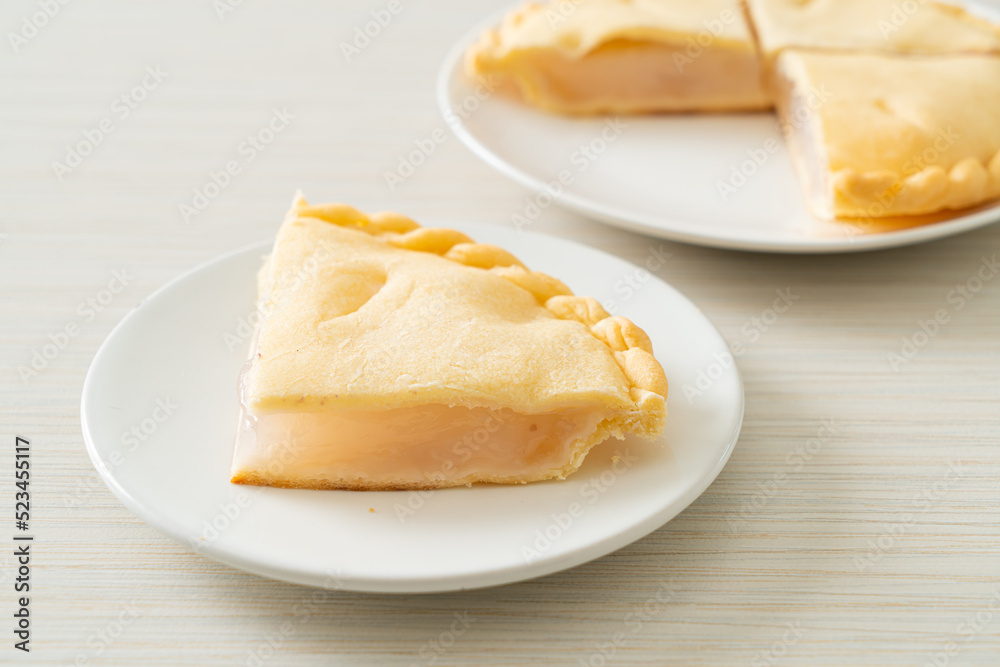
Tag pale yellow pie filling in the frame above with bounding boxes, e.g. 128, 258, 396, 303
476, 38, 771, 114
231, 402, 614, 490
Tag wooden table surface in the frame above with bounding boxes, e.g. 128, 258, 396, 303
2, 0, 999, 664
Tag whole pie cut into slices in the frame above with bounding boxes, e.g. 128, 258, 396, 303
465, 0, 771, 114
745, 0, 1000, 69
776, 51, 1000, 219
230, 195, 667, 491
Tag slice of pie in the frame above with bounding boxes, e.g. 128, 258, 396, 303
775, 51, 1000, 219
230, 194, 667, 491
745, 0, 1000, 69
465, 0, 771, 114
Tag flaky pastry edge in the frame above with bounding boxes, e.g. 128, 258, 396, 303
832, 153, 1000, 217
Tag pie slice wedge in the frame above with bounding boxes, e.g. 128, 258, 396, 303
230, 194, 667, 491
465, 0, 771, 114
745, 0, 1000, 69
775, 51, 1000, 219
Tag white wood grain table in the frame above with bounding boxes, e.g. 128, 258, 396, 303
2, 1, 999, 664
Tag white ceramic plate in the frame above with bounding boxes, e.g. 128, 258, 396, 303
438, 2, 1000, 254
81, 225, 743, 593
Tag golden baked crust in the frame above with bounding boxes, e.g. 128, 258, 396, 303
462, 0, 1000, 221
777, 51, 1000, 218
232, 194, 667, 490
745, 0, 1000, 64
475, 0, 758, 58
465, 0, 771, 114
249, 193, 667, 420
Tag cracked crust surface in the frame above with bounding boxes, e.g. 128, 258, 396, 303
244, 193, 667, 432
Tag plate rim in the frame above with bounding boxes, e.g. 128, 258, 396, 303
81, 227, 744, 593
436, 5, 1000, 254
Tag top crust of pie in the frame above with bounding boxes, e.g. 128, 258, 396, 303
745, 0, 1000, 60
468, 0, 758, 61
778, 51, 1000, 217
245, 194, 667, 434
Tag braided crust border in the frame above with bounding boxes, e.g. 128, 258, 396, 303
290, 194, 667, 430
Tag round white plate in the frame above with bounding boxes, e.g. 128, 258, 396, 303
81, 224, 743, 593
438, 3, 1000, 254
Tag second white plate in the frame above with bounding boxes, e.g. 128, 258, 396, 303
81, 224, 742, 593
438, 3, 1000, 253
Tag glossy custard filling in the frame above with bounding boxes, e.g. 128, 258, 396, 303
503, 39, 771, 113
231, 404, 609, 488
